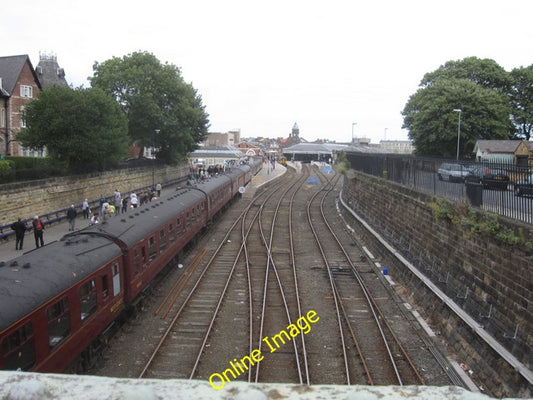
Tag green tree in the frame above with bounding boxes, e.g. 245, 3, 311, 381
402, 79, 511, 157
420, 56, 512, 91
90, 51, 209, 164
509, 65, 533, 140
18, 86, 129, 171
402, 57, 513, 157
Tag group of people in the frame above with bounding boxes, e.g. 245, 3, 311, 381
10, 215, 45, 251
9, 184, 163, 251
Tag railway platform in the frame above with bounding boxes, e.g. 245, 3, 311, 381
0, 163, 285, 263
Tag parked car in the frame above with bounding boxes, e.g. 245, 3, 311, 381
465, 166, 510, 190
437, 163, 471, 182
514, 174, 533, 196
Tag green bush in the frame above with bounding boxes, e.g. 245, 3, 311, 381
5, 156, 63, 169
0, 159, 14, 170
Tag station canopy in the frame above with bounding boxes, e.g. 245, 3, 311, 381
282, 143, 346, 162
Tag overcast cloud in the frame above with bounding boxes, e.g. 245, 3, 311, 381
3, 0, 533, 143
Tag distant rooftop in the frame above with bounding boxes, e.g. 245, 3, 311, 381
36, 52, 69, 88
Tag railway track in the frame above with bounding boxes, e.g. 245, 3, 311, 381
307, 171, 425, 385
94, 163, 460, 389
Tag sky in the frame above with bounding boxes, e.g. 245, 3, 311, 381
3, 0, 533, 143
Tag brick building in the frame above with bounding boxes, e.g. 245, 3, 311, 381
0, 55, 42, 157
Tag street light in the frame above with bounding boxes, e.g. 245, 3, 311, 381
352, 122, 357, 144
453, 109, 462, 160
152, 129, 160, 190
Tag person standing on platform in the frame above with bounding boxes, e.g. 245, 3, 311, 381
156, 183, 162, 197
99, 195, 106, 216
82, 198, 90, 219
32, 216, 44, 248
130, 193, 138, 208
11, 217, 27, 250
122, 196, 129, 213
114, 189, 122, 215
67, 204, 77, 231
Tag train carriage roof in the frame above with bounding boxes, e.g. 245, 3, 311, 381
81, 186, 207, 246
0, 235, 121, 332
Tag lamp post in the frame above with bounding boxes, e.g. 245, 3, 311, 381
152, 129, 160, 190
351, 122, 357, 144
453, 109, 462, 160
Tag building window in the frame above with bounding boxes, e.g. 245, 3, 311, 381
20, 107, 26, 128
79, 279, 97, 321
2, 323, 35, 371
47, 298, 71, 349
20, 85, 33, 98
0, 108, 5, 128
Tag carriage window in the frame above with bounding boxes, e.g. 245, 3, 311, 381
133, 248, 141, 276
169, 224, 175, 244
2, 323, 35, 371
112, 262, 121, 296
149, 236, 156, 262
177, 218, 182, 237
47, 298, 70, 348
159, 229, 167, 252
141, 246, 147, 263
101, 275, 109, 300
186, 212, 191, 228
79, 279, 97, 321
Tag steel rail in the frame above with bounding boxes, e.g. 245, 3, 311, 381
316, 174, 402, 384
306, 173, 352, 384
316, 171, 424, 385
189, 172, 295, 380
253, 167, 309, 383
138, 184, 272, 378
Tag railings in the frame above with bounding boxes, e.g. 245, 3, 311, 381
346, 153, 533, 225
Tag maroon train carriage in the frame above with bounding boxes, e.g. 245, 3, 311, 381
0, 236, 125, 372
0, 161, 261, 373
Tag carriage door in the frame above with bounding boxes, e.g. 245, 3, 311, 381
112, 262, 121, 296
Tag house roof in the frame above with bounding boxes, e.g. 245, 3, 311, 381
474, 140, 523, 154
0, 54, 41, 95
36, 55, 69, 88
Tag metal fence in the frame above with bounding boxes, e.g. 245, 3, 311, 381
346, 153, 533, 225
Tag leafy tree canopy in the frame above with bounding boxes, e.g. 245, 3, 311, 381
402, 57, 515, 157
509, 65, 533, 140
90, 51, 209, 164
420, 57, 512, 91
402, 79, 510, 157
18, 85, 129, 171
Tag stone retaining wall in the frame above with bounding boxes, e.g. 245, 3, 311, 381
342, 169, 532, 398
0, 164, 189, 226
